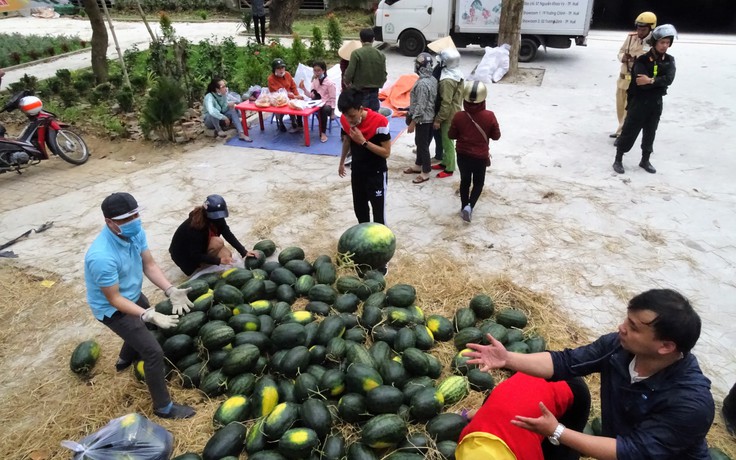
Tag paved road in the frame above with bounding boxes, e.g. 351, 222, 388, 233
2, 18, 736, 397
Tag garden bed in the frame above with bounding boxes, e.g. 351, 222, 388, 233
0, 33, 89, 69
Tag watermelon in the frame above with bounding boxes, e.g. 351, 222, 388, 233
253, 239, 277, 257
252, 376, 280, 417
496, 308, 529, 329
338, 393, 369, 423
366, 385, 404, 415
214, 284, 245, 305
278, 246, 306, 266
385, 284, 416, 308
70, 339, 101, 375
337, 222, 396, 271
300, 398, 332, 439
245, 250, 267, 269
214, 395, 250, 427
263, 402, 300, 440
202, 421, 246, 460
361, 414, 408, 448
278, 427, 320, 459
426, 413, 469, 443
469, 294, 494, 319
437, 375, 470, 406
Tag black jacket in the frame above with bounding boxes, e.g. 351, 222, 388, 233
169, 217, 247, 276
628, 50, 676, 100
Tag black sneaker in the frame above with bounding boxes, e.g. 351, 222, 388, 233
154, 402, 196, 419
115, 358, 133, 372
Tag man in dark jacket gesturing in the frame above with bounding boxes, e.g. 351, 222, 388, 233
464, 289, 715, 460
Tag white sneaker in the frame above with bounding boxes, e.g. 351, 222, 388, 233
461, 205, 472, 223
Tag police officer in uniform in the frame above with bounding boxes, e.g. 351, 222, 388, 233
611, 12, 657, 141
613, 24, 677, 175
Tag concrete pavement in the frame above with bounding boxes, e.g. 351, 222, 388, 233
1, 18, 736, 397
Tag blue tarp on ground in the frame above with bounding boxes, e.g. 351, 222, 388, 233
225, 115, 407, 157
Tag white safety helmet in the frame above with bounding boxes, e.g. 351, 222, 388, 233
439, 48, 461, 69
19, 96, 43, 116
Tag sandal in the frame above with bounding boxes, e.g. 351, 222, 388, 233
404, 167, 420, 174
412, 175, 429, 184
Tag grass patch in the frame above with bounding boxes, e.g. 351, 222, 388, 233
0, 33, 88, 68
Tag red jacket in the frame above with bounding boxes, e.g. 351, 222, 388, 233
448, 100, 500, 161
268, 72, 298, 98
458, 373, 573, 460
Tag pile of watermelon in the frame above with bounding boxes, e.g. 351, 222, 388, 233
72, 233, 546, 460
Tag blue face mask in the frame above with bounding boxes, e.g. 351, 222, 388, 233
117, 218, 143, 239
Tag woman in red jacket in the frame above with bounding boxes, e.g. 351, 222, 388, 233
448, 80, 501, 223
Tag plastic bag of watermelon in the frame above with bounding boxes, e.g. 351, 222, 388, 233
60, 413, 173, 460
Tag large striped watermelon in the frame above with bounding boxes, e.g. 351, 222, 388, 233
337, 223, 396, 271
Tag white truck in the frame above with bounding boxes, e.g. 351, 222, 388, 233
373, 0, 594, 61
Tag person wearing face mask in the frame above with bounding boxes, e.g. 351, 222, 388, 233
338, 87, 392, 227
203, 77, 252, 142
84, 192, 196, 419
613, 24, 677, 175
169, 194, 255, 276
268, 58, 303, 134
431, 47, 464, 178
310, 60, 337, 143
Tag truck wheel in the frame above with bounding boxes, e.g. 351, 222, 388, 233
398, 30, 426, 57
519, 38, 539, 62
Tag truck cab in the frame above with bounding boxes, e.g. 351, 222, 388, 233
374, 0, 452, 56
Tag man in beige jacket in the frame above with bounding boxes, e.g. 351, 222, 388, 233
612, 11, 657, 141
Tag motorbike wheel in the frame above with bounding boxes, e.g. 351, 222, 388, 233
51, 128, 90, 165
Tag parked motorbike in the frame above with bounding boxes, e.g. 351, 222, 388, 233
0, 90, 90, 174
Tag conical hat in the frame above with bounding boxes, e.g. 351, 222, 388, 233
428, 36, 457, 53
338, 40, 363, 60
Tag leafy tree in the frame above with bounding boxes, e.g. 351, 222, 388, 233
269, 0, 301, 34
141, 77, 186, 141
82, 0, 108, 83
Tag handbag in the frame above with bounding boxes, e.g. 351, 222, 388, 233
465, 112, 492, 167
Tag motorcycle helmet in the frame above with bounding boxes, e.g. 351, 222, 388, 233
634, 11, 657, 29
272, 58, 287, 73
649, 24, 678, 47
439, 48, 461, 69
463, 80, 487, 103
414, 52, 434, 73
19, 96, 43, 116
204, 194, 228, 219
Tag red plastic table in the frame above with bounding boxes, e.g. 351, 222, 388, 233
235, 101, 324, 147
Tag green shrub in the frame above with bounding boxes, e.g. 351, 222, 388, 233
59, 88, 78, 107
197, 9, 207, 20
116, 87, 135, 112
56, 69, 72, 84
108, 73, 124, 87
327, 13, 343, 55
310, 27, 327, 61
73, 79, 91, 93
291, 34, 308, 69
43, 76, 63, 95
129, 74, 148, 93
141, 77, 186, 141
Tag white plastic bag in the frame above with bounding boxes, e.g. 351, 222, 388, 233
227, 91, 242, 104
293, 63, 314, 94
270, 88, 289, 107
189, 253, 245, 280
469, 44, 510, 84
61, 413, 173, 460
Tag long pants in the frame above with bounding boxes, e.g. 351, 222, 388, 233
204, 109, 244, 135
101, 294, 171, 410
616, 96, 663, 158
414, 122, 433, 174
541, 377, 591, 460
724, 382, 736, 427
432, 125, 443, 160
252, 14, 266, 44
276, 113, 302, 128
318, 105, 333, 134
615, 86, 628, 135
361, 88, 380, 112
457, 154, 487, 209
351, 170, 387, 224
437, 120, 456, 172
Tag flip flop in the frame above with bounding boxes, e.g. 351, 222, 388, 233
412, 175, 429, 184
320, 136, 328, 143
404, 167, 420, 174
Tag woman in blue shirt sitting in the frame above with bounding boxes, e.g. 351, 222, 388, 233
203, 77, 252, 142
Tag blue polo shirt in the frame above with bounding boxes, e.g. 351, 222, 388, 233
84, 225, 149, 320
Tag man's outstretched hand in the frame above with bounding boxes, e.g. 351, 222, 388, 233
463, 334, 509, 371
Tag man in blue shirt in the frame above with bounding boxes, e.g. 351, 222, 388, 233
85, 192, 195, 419
465, 289, 715, 459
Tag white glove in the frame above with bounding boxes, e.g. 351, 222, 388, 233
141, 308, 179, 329
166, 286, 193, 316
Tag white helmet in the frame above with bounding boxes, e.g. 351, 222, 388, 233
649, 24, 678, 47
19, 96, 43, 116
439, 48, 461, 69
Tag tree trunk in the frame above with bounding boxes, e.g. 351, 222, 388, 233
82, 0, 109, 84
498, 0, 524, 75
269, 0, 301, 34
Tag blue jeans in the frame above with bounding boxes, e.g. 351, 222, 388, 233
204, 108, 243, 134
